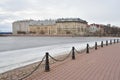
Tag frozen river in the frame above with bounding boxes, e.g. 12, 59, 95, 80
0, 37, 119, 73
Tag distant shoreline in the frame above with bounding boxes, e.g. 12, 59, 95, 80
0, 34, 119, 37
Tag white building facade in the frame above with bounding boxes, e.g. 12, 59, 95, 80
12, 20, 34, 34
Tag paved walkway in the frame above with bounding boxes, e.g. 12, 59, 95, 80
25, 43, 120, 80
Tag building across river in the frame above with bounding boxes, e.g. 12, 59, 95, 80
12, 18, 88, 36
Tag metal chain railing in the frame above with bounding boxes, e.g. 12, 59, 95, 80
89, 46, 95, 49
74, 48, 86, 54
18, 55, 46, 80
49, 50, 72, 62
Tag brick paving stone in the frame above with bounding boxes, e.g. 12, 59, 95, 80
24, 43, 120, 80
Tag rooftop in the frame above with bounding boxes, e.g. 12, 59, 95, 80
13, 18, 88, 25
56, 18, 87, 24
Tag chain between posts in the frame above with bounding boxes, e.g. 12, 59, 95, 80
48, 50, 72, 62
74, 48, 86, 54
18, 55, 46, 80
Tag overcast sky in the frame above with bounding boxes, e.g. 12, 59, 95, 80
0, 0, 120, 32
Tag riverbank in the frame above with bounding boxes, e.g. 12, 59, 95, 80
0, 37, 117, 74
0, 42, 119, 80
1, 34, 120, 37
0, 38, 119, 72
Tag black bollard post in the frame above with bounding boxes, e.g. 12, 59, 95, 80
117, 39, 119, 43
45, 52, 50, 72
101, 41, 103, 47
72, 47, 75, 60
95, 42, 97, 50
106, 40, 108, 46
114, 39, 115, 44
110, 40, 112, 45
86, 44, 89, 53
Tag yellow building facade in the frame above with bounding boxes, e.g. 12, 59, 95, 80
29, 18, 88, 36
29, 25, 57, 35
56, 21, 87, 35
